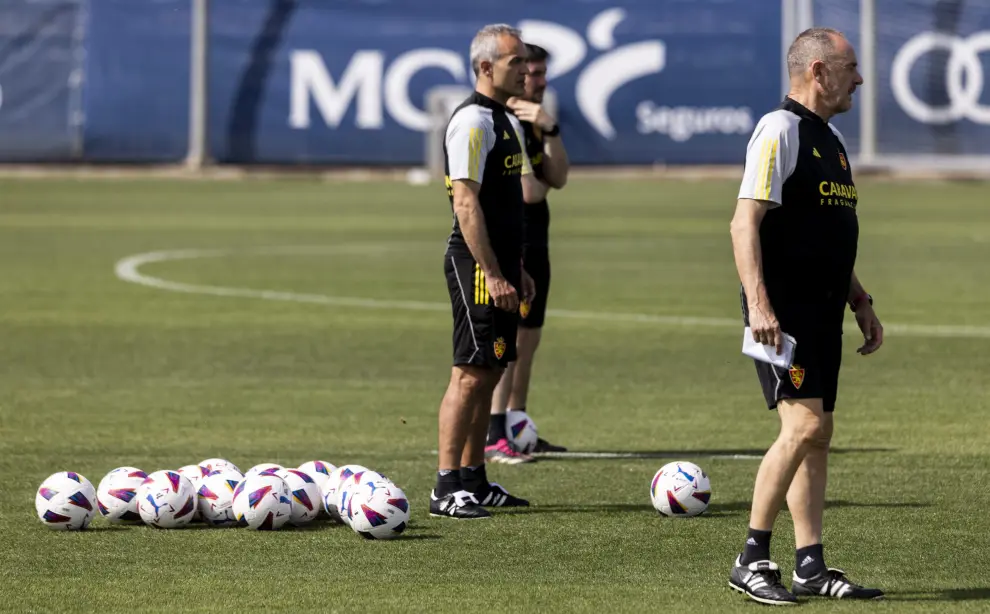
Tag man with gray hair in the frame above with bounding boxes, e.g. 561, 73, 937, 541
432, 24, 542, 519
728, 27, 885, 604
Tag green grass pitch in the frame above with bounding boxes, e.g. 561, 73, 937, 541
1, 176, 989, 612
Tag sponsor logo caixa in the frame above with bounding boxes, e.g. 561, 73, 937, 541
289, 7, 754, 142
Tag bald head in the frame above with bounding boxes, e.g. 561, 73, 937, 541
785, 27, 862, 118
787, 27, 844, 78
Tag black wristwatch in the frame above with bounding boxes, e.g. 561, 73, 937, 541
544, 123, 560, 137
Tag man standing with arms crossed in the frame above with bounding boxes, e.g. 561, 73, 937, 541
431, 24, 542, 519
487, 43, 571, 464
728, 28, 886, 604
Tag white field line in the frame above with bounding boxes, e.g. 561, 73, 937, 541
113, 246, 990, 339
428, 450, 766, 461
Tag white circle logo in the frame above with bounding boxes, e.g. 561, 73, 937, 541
891, 31, 990, 124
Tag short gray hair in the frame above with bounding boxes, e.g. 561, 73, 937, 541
470, 23, 522, 76
787, 27, 843, 76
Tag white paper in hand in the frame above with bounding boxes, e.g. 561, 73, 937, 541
742, 327, 797, 369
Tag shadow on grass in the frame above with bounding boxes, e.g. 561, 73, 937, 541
94, 523, 224, 532
532, 447, 896, 461
494, 499, 929, 517
886, 588, 990, 602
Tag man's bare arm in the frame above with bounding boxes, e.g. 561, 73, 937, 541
453, 180, 501, 277
522, 173, 548, 204
540, 133, 569, 189
730, 199, 771, 306
730, 198, 782, 350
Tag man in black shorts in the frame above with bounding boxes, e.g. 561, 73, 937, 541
431, 24, 543, 519
727, 28, 886, 604
486, 43, 571, 464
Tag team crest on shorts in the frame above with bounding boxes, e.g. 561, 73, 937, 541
789, 364, 805, 389
838, 152, 847, 170
519, 300, 530, 319
494, 336, 506, 359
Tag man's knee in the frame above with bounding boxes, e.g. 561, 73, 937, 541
451, 365, 501, 398
778, 399, 832, 451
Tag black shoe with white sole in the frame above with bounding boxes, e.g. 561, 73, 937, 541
469, 482, 530, 507
428, 490, 491, 519
791, 568, 884, 600
728, 556, 798, 606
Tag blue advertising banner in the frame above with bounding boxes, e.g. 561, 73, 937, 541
2, 0, 787, 164
82, 0, 190, 161
209, 0, 783, 165
0, 1, 81, 161
816, 0, 990, 156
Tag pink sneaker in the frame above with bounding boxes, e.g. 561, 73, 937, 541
484, 438, 535, 465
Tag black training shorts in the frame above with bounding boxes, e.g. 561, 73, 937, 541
519, 247, 551, 329
444, 255, 519, 368
741, 288, 844, 413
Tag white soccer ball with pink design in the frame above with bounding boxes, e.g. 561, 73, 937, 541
232, 473, 292, 530
650, 461, 711, 517
274, 468, 322, 526
348, 479, 410, 540
297, 460, 336, 495
35, 471, 97, 531
196, 469, 243, 527
96, 467, 148, 524
136, 470, 197, 529
505, 410, 538, 453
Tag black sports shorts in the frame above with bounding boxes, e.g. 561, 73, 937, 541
741, 288, 844, 413
519, 247, 550, 329
444, 255, 519, 368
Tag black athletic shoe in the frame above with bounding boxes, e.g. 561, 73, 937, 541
728, 555, 798, 606
428, 490, 491, 519
791, 568, 885, 600
533, 437, 568, 453
470, 482, 530, 507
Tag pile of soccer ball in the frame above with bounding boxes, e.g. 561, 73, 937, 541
34, 458, 410, 539
649, 461, 712, 517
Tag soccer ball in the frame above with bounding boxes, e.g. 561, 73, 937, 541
274, 468, 322, 526
505, 410, 538, 453
297, 460, 336, 494
36, 471, 97, 531
136, 470, 197, 529
232, 473, 292, 530
335, 469, 388, 526
323, 464, 370, 523
348, 479, 410, 540
176, 464, 211, 522
244, 463, 284, 478
199, 458, 242, 476
196, 469, 243, 527
177, 464, 210, 484
96, 467, 148, 524
650, 461, 711, 517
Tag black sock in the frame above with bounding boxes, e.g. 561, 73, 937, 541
795, 544, 826, 579
435, 470, 462, 497
740, 528, 772, 565
459, 464, 488, 494
487, 414, 507, 445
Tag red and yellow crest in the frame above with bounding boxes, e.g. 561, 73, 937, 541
789, 364, 805, 389
838, 152, 847, 171
519, 300, 531, 319
493, 336, 506, 359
